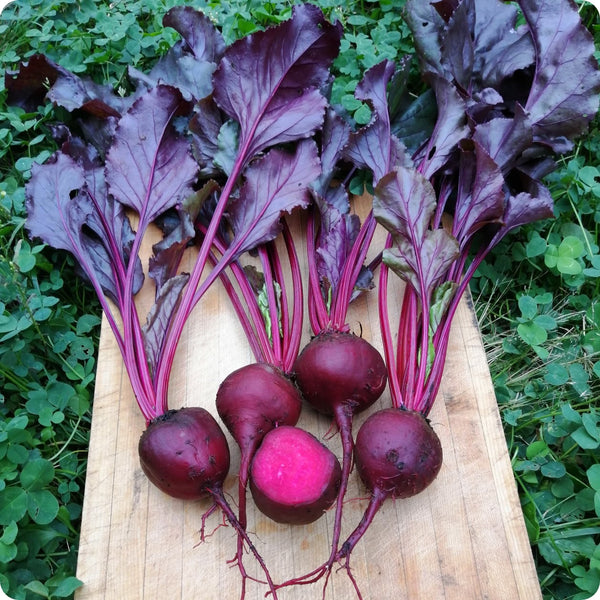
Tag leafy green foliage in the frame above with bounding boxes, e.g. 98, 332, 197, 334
0, 179, 98, 598
510, 403, 600, 600
329, 1, 414, 124
473, 125, 600, 599
515, 293, 557, 358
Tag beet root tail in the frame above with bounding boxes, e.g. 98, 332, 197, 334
208, 486, 278, 600
334, 489, 387, 600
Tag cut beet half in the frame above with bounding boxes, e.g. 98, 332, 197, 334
250, 425, 342, 525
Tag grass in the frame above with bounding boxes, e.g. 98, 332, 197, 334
0, 1, 599, 599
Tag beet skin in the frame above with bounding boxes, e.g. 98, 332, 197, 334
293, 330, 387, 416
216, 362, 302, 451
354, 408, 443, 499
138, 407, 230, 500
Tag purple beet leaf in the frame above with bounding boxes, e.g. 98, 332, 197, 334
212, 3, 341, 165
129, 6, 225, 102
307, 59, 411, 334
344, 59, 409, 185
106, 86, 197, 227
225, 140, 319, 258
374, 167, 459, 298
376, 0, 600, 418
520, 0, 600, 151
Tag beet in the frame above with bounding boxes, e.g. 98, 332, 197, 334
293, 331, 387, 417
138, 407, 230, 500
215, 363, 303, 595
138, 406, 279, 599
334, 408, 443, 599
249, 425, 342, 525
216, 362, 303, 527
353, 408, 443, 500
216, 363, 303, 462
280, 331, 387, 588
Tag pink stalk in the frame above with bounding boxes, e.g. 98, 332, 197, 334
268, 237, 290, 343
413, 292, 431, 411
418, 242, 493, 415
214, 218, 304, 374
258, 246, 284, 369
377, 239, 402, 408
83, 191, 157, 420
306, 208, 330, 332
399, 287, 418, 409
280, 221, 306, 372
206, 252, 266, 363
153, 121, 261, 412
330, 212, 377, 331
207, 231, 276, 364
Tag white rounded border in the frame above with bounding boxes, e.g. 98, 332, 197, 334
583, 0, 600, 14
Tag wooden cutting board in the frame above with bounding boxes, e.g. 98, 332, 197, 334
74, 201, 542, 600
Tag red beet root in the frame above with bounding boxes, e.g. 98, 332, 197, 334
216, 362, 303, 527
335, 408, 443, 599
293, 331, 387, 418
281, 331, 387, 588
215, 363, 302, 595
249, 425, 342, 525
353, 408, 443, 500
139, 407, 230, 500
216, 363, 303, 466
138, 406, 279, 599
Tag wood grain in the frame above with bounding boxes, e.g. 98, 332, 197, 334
75, 203, 541, 600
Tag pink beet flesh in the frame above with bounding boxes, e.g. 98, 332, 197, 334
250, 425, 341, 525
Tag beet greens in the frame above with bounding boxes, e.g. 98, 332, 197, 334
23, 85, 197, 423
14, 4, 342, 598
379, 0, 600, 417
13, 3, 341, 421
328, 1, 600, 596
